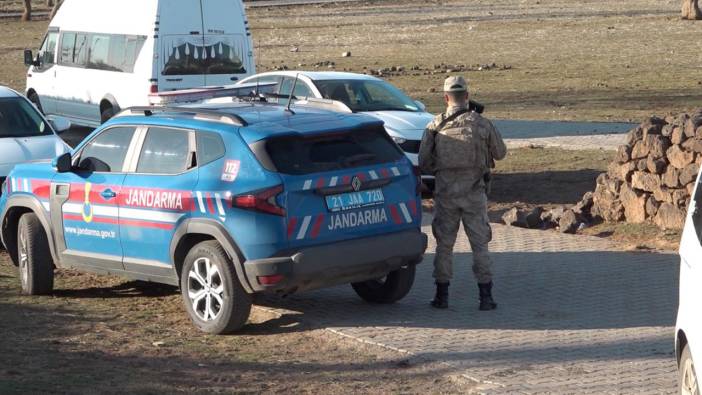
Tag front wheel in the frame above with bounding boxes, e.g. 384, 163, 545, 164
680, 344, 700, 395
17, 213, 54, 295
351, 264, 416, 304
180, 240, 252, 334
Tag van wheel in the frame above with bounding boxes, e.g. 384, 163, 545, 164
100, 106, 115, 124
180, 240, 252, 334
680, 344, 700, 395
28, 92, 43, 114
17, 213, 54, 295
351, 264, 416, 304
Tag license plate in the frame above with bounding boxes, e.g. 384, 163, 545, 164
325, 188, 384, 212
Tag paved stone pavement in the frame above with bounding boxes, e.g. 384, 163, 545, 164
260, 215, 680, 394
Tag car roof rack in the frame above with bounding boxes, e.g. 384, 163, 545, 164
116, 106, 248, 127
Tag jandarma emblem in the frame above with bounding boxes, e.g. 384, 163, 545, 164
351, 176, 362, 192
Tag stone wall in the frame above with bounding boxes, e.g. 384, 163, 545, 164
591, 109, 702, 229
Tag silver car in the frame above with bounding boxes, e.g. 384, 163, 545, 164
237, 71, 435, 188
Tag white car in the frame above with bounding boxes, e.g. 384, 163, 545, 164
236, 71, 435, 187
24, 0, 255, 127
0, 87, 71, 183
677, 171, 702, 394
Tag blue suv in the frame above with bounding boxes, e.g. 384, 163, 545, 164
0, 103, 427, 334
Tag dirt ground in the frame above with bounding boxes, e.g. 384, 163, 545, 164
0, 258, 472, 394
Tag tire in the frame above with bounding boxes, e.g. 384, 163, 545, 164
17, 213, 54, 295
680, 344, 700, 395
28, 91, 43, 114
351, 264, 416, 304
180, 240, 252, 334
100, 105, 116, 124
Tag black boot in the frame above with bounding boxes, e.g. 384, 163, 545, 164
478, 282, 497, 311
430, 282, 449, 309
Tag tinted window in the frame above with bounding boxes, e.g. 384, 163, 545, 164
0, 97, 49, 138
78, 127, 135, 172
137, 127, 192, 174
197, 131, 225, 166
162, 37, 247, 76
39, 32, 58, 66
314, 79, 419, 112
264, 125, 404, 175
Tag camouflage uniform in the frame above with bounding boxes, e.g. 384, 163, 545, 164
419, 105, 507, 284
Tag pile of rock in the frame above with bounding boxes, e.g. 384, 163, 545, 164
502, 193, 593, 234
590, 110, 702, 229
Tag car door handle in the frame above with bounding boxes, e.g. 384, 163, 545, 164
101, 189, 116, 200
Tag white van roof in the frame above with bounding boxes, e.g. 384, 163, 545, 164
51, 0, 158, 36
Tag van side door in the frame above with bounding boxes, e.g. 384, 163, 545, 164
29, 29, 59, 115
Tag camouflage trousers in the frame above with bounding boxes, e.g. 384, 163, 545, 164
432, 192, 494, 284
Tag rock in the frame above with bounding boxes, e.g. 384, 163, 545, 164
631, 172, 660, 193
502, 208, 528, 228
626, 127, 643, 146
654, 203, 686, 230
558, 210, 580, 234
682, 138, 702, 154
342, 51, 351, 57
681, 0, 702, 20
645, 135, 670, 159
667, 145, 695, 169
685, 114, 702, 137
671, 126, 686, 145
645, 196, 660, 217
573, 191, 594, 216
620, 184, 647, 223
615, 145, 631, 163
544, 206, 566, 224
630, 140, 649, 159
662, 167, 681, 188
641, 117, 665, 139
673, 189, 688, 208
608, 161, 635, 182
636, 159, 648, 171
653, 186, 674, 204
592, 184, 624, 221
646, 156, 667, 174
688, 182, 695, 196
290, 47, 299, 52
661, 124, 674, 137
679, 163, 700, 186
525, 207, 544, 229
427, 87, 436, 93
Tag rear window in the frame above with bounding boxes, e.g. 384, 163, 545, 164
263, 126, 404, 175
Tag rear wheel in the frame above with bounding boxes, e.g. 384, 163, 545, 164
180, 240, 252, 334
351, 264, 416, 304
680, 344, 700, 395
17, 213, 54, 295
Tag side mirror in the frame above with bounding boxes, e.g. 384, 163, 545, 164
24, 49, 39, 67
47, 115, 71, 133
414, 100, 427, 112
53, 152, 72, 173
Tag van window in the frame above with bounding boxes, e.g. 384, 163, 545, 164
88, 35, 111, 70
38, 32, 58, 67
162, 38, 247, 76
263, 125, 404, 175
59, 33, 76, 64
78, 127, 136, 173
137, 127, 192, 174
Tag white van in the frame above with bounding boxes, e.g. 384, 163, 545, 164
24, 0, 255, 127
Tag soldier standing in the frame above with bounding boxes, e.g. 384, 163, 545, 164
419, 76, 507, 310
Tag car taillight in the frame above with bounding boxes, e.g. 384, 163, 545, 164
413, 166, 422, 195
150, 84, 159, 94
233, 185, 285, 216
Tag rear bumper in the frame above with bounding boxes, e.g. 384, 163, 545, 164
243, 229, 428, 294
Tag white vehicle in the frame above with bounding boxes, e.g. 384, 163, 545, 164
0, 86, 71, 182
24, 0, 255, 128
677, 171, 702, 394
235, 71, 436, 187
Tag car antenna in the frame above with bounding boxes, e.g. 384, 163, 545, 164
285, 73, 299, 114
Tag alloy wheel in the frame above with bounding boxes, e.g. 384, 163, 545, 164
683, 356, 700, 395
187, 257, 225, 322
19, 231, 28, 288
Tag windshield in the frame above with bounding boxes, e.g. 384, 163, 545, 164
313, 79, 419, 112
0, 97, 50, 138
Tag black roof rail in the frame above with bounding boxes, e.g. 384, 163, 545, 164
116, 106, 248, 127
